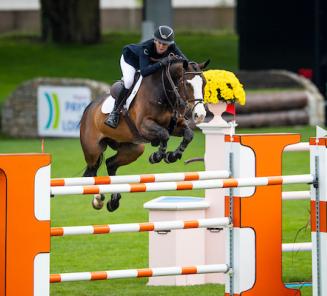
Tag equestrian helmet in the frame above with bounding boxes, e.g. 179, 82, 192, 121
154, 25, 175, 45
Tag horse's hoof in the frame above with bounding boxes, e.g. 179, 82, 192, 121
149, 152, 164, 164
164, 151, 182, 163
107, 193, 121, 212
92, 194, 105, 210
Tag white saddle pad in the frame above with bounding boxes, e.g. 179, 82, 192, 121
101, 76, 143, 114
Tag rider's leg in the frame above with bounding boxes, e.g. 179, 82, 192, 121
104, 55, 136, 128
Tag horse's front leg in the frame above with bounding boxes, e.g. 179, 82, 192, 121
140, 118, 170, 164
165, 119, 194, 164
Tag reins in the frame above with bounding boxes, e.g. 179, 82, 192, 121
161, 58, 204, 110
152, 56, 205, 124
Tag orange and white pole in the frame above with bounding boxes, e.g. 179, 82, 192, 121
50, 174, 314, 196
51, 170, 230, 187
50, 264, 229, 283
50, 217, 231, 236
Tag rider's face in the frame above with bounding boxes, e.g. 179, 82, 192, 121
154, 39, 169, 54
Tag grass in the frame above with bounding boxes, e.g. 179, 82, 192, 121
0, 32, 238, 104
0, 126, 316, 296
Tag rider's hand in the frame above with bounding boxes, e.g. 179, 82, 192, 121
160, 56, 169, 67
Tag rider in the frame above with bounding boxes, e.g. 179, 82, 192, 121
105, 25, 188, 128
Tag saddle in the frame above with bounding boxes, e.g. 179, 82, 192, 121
108, 72, 145, 142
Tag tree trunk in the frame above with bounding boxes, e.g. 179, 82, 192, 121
41, 0, 101, 44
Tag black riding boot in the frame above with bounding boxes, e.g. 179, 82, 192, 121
105, 87, 129, 128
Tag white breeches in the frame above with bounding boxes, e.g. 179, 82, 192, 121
120, 55, 136, 89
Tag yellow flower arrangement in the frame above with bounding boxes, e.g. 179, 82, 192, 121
203, 70, 246, 105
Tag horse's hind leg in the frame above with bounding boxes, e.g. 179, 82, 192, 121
83, 155, 102, 177
105, 143, 145, 212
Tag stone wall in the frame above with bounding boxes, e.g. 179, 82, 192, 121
1, 78, 109, 137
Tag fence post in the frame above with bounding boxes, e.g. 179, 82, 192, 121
225, 134, 301, 296
0, 154, 51, 296
310, 137, 327, 296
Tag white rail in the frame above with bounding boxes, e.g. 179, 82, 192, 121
282, 242, 312, 252
285, 142, 310, 152
282, 191, 311, 200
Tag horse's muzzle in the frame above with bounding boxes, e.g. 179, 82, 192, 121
192, 102, 206, 124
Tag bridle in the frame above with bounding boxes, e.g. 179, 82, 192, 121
180, 62, 205, 115
161, 57, 205, 118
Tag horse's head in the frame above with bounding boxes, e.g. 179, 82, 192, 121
179, 60, 210, 124
160, 55, 209, 124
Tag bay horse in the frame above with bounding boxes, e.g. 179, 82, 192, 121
80, 56, 209, 211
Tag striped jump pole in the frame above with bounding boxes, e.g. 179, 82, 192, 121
50, 217, 231, 237
51, 174, 314, 196
282, 191, 311, 200
50, 264, 229, 283
284, 142, 310, 152
282, 242, 312, 252
51, 170, 231, 187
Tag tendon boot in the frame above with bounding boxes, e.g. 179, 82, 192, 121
105, 86, 129, 128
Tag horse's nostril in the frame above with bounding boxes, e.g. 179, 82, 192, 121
195, 114, 204, 123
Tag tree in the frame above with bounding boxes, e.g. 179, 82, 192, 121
40, 0, 101, 44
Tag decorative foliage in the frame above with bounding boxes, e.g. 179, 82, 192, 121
203, 70, 246, 105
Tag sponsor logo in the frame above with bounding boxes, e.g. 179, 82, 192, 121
44, 92, 60, 130
38, 86, 91, 137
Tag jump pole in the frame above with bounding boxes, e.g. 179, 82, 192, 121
51, 170, 231, 186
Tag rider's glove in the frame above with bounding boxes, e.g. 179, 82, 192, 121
160, 56, 169, 67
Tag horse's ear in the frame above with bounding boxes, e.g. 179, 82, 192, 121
199, 59, 210, 70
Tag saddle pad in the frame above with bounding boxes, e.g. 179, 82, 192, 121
101, 76, 143, 114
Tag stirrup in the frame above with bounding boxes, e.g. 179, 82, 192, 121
104, 112, 120, 128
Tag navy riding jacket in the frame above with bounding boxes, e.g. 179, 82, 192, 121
122, 39, 188, 77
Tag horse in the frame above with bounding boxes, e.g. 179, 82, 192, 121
80, 56, 209, 212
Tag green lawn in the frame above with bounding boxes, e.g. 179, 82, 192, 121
0, 126, 315, 296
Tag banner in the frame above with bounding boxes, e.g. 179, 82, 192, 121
37, 86, 91, 137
